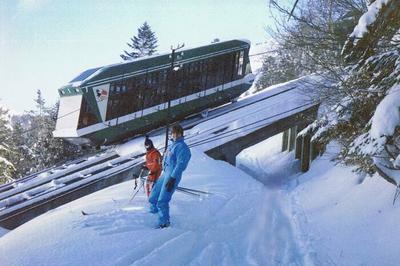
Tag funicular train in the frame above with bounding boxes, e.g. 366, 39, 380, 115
53, 39, 254, 146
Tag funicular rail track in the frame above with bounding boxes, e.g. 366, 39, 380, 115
0, 157, 87, 194
0, 152, 119, 201
0, 152, 145, 229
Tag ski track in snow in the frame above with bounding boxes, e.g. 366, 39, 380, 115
90, 166, 309, 265
111, 185, 312, 265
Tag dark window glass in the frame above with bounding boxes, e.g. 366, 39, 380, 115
78, 96, 99, 129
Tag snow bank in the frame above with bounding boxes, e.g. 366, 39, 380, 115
291, 143, 400, 265
239, 138, 400, 266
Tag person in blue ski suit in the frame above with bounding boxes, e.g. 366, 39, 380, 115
148, 123, 191, 228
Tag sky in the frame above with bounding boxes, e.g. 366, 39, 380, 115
0, 0, 290, 114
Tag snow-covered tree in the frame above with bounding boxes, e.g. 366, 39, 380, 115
120, 22, 158, 60
0, 103, 16, 184
10, 120, 32, 177
9, 92, 88, 177
256, 0, 367, 91
305, 0, 400, 184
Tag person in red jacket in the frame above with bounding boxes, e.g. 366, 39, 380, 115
143, 136, 162, 197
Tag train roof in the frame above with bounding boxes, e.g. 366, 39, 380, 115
65, 39, 250, 88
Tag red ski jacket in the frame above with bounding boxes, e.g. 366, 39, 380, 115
145, 148, 162, 182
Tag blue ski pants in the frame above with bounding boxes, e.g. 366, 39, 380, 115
148, 173, 180, 225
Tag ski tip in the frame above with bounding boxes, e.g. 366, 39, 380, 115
81, 210, 89, 216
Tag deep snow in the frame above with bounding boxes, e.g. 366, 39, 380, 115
0, 148, 292, 265
1, 133, 400, 265
238, 139, 400, 266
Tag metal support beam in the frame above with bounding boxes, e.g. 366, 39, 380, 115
288, 126, 297, 151
295, 135, 302, 159
282, 129, 289, 152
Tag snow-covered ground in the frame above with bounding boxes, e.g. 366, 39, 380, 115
1, 133, 399, 265
0, 148, 286, 265
238, 138, 400, 266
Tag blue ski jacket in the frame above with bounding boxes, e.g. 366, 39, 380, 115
162, 136, 191, 181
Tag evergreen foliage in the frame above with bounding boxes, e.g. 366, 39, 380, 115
256, 0, 366, 91
120, 22, 158, 60
261, 0, 400, 183
0, 104, 15, 184
301, 0, 400, 182
7, 90, 90, 180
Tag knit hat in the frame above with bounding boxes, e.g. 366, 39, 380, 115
144, 136, 153, 149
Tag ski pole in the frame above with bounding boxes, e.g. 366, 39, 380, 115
130, 169, 145, 202
133, 168, 144, 190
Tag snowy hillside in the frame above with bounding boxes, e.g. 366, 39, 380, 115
0, 148, 275, 265
1, 133, 399, 265
238, 139, 400, 266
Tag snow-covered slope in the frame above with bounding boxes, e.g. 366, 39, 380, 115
237, 139, 400, 266
1, 148, 299, 266
290, 147, 400, 265
1, 120, 399, 265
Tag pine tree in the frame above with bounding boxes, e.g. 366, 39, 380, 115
120, 22, 158, 60
10, 120, 32, 177
26, 94, 85, 173
0, 104, 15, 184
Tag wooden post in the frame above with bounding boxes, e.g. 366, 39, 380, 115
288, 126, 297, 151
295, 135, 302, 159
311, 140, 318, 161
301, 133, 311, 172
282, 129, 289, 152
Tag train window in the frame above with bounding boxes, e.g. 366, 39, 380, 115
238, 51, 244, 77
223, 53, 234, 83
245, 61, 252, 75
78, 97, 99, 128
206, 58, 217, 89
201, 60, 208, 91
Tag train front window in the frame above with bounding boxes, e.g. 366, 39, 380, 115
238, 51, 244, 77
78, 97, 99, 129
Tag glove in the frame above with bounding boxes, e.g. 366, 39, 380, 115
165, 177, 176, 192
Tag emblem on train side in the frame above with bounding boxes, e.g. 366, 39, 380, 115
96, 89, 108, 101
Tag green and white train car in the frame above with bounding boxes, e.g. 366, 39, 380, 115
53, 39, 254, 146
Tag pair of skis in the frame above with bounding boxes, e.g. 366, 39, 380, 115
137, 175, 213, 197
176, 186, 212, 197
81, 173, 212, 216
